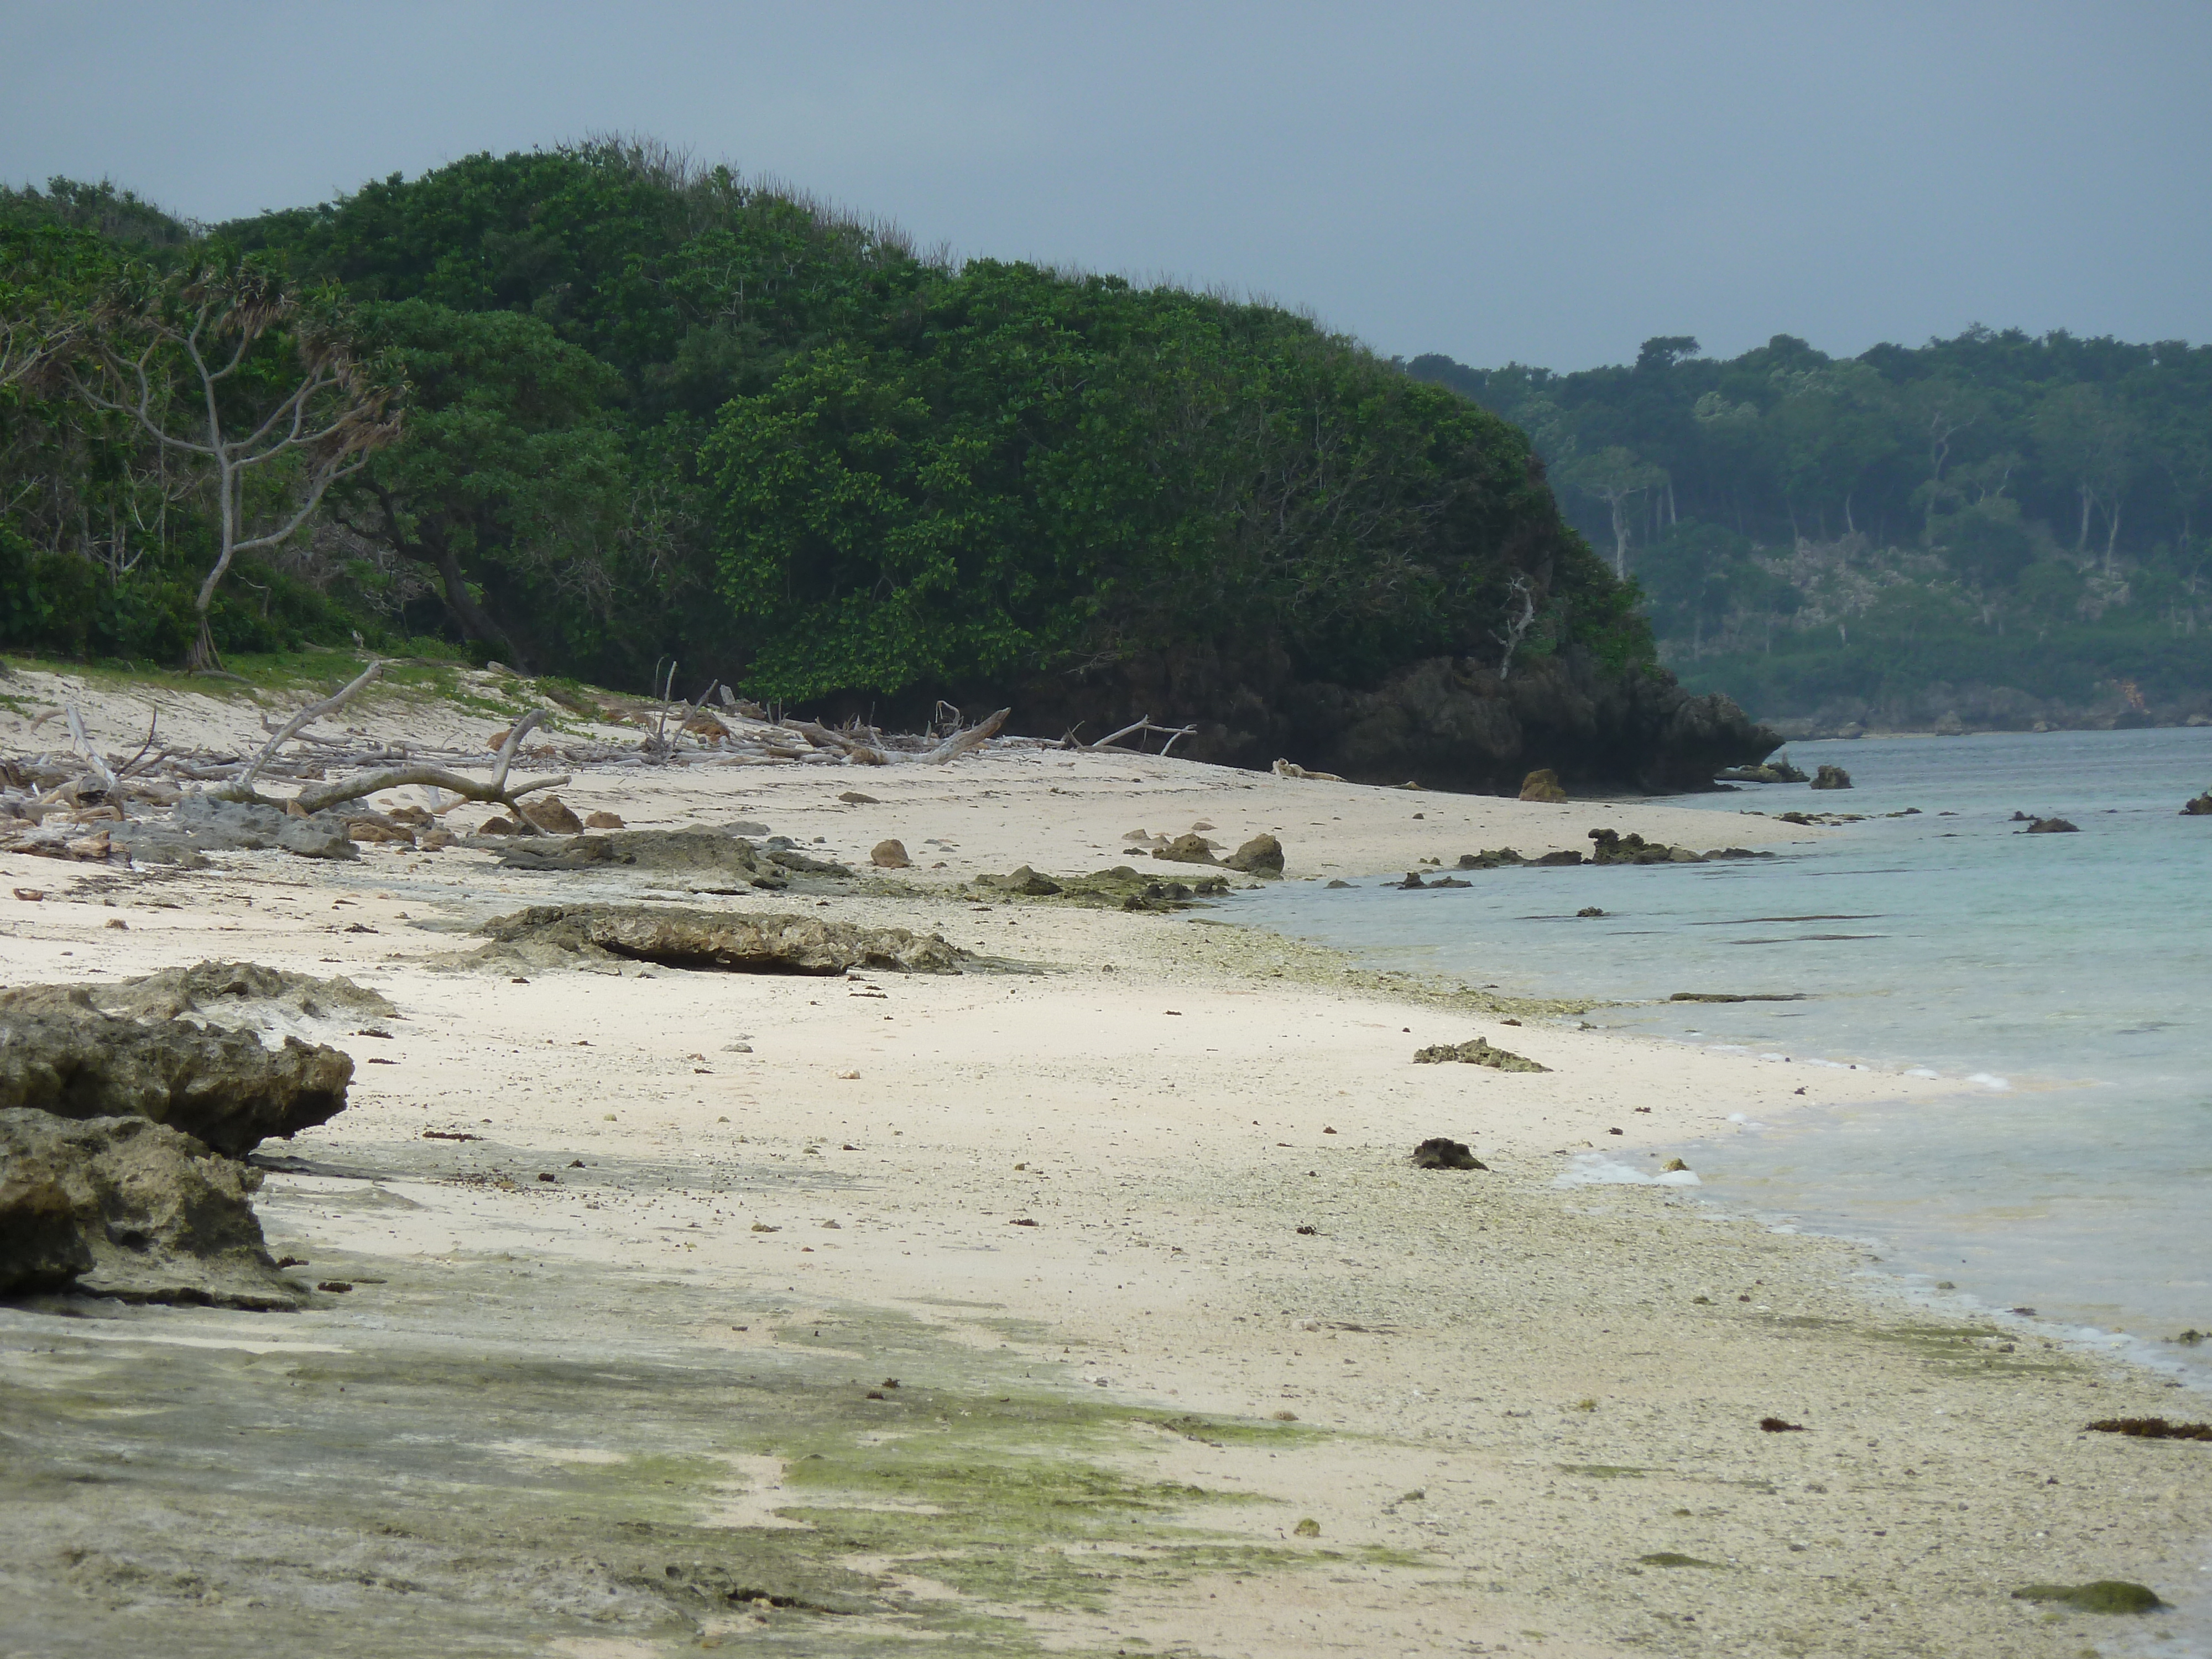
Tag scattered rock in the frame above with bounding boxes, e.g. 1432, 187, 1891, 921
2022, 817, 2079, 833
838, 791, 880, 805
1151, 833, 1222, 866
0, 1108, 306, 1308
870, 839, 912, 869
0, 985, 353, 1155
1457, 848, 1526, 869
476, 816, 518, 835
1224, 833, 1284, 876
982, 865, 1062, 896
476, 905, 965, 975
418, 830, 455, 851
1517, 767, 1568, 802
2010, 1582, 2163, 1615
518, 795, 586, 835
1717, 758, 1810, 784
486, 829, 798, 887
1808, 764, 1853, 790
1412, 1037, 1549, 1073
1588, 828, 1698, 865
584, 810, 625, 829
114, 792, 357, 863
1411, 1137, 1486, 1170
2086, 1417, 2212, 1441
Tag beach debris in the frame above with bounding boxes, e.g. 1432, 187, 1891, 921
1808, 764, 1853, 790
2086, 1417, 2212, 1441
1670, 992, 1807, 1003
870, 838, 912, 869
0, 1108, 307, 1308
2021, 816, 2079, 833
476, 904, 964, 975
583, 810, 625, 828
2010, 1582, 2163, 1614
1224, 832, 1285, 876
1272, 759, 1345, 782
1639, 1552, 1721, 1568
1758, 1417, 1807, 1433
1517, 767, 1568, 802
1413, 1037, 1549, 1073
1411, 1137, 1486, 1170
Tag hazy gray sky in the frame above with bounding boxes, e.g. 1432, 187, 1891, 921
7, 2, 2209, 369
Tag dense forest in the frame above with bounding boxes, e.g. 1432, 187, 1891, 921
0, 145, 1663, 758
1410, 332, 2212, 727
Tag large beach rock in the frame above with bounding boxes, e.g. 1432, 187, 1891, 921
0, 1108, 305, 1308
477, 905, 964, 975
66, 960, 396, 1034
0, 990, 353, 1156
487, 829, 795, 887
1224, 833, 1284, 875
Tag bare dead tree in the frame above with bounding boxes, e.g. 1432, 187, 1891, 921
65, 258, 404, 671
1492, 575, 1538, 681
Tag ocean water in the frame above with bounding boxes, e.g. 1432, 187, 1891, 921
1229, 726, 2212, 1377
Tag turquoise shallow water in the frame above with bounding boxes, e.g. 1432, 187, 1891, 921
1229, 726, 2212, 1375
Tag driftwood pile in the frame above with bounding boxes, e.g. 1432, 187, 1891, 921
0, 661, 1029, 864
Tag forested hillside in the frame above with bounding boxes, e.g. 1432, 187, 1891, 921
2, 142, 1771, 789
1410, 334, 2212, 730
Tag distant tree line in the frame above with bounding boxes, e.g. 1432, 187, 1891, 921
1, 144, 1642, 717
1408, 332, 2212, 712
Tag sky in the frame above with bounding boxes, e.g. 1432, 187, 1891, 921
6, 2, 2210, 371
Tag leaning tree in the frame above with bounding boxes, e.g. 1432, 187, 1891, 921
64, 254, 403, 670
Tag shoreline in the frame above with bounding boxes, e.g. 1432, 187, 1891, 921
4, 668, 2209, 1657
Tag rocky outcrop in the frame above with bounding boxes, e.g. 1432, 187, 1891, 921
112, 792, 358, 863
0, 992, 353, 1157
1718, 758, 1809, 784
2183, 791, 2212, 816
65, 961, 396, 1032
477, 905, 964, 974
1808, 764, 1853, 790
1005, 644, 1776, 794
1412, 1037, 1550, 1073
0, 1109, 305, 1308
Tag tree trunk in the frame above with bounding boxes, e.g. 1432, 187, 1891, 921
2077, 482, 2095, 554
2104, 500, 2122, 571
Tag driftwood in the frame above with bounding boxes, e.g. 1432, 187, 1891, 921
1064, 713, 1194, 757
921, 707, 1010, 764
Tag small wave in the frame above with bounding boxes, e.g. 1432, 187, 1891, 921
1965, 1072, 2012, 1091
1556, 1155, 1700, 1188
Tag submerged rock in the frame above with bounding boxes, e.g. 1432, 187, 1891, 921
1412, 1037, 1550, 1073
0, 1108, 305, 1308
2182, 790, 2212, 816
1808, 764, 1853, 790
1717, 758, 1810, 784
477, 905, 964, 975
1411, 1136, 1486, 1170
2022, 817, 2079, 834
0, 991, 353, 1156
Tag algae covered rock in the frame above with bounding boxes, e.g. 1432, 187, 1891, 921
2183, 790, 2212, 816
0, 991, 353, 1156
1411, 1136, 1486, 1170
1517, 768, 1568, 802
477, 905, 964, 975
2010, 1581, 2163, 1614
0, 1108, 305, 1308
1412, 1037, 1550, 1073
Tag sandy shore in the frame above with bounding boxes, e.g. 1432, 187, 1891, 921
3, 664, 2207, 1657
